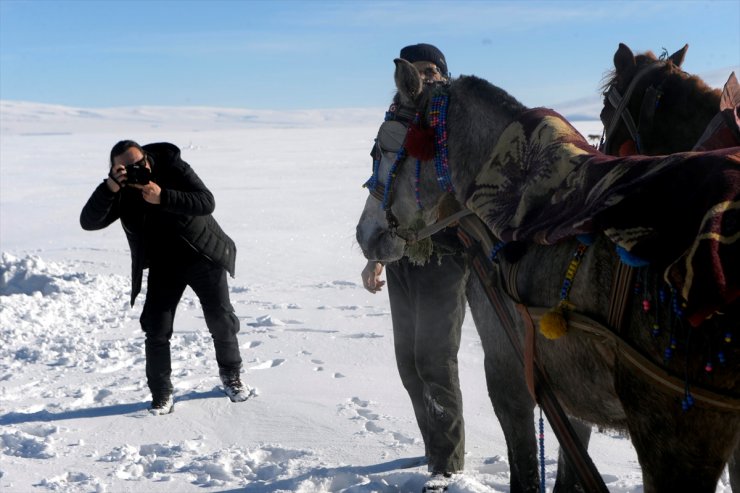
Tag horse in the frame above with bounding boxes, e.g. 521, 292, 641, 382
356, 58, 740, 492
361, 102, 587, 493
600, 42, 740, 492
600, 43, 724, 156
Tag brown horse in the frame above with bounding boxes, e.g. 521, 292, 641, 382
600, 42, 740, 492
356, 58, 740, 492
600, 42, 726, 156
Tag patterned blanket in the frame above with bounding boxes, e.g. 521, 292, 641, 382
465, 108, 740, 326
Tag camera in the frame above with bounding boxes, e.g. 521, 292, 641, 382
125, 163, 151, 185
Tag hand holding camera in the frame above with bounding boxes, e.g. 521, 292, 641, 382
125, 162, 151, 185
106, 160, 160, 203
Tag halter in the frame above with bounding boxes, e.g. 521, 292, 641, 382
363, 85, 459, 241
601, 62, 669, 155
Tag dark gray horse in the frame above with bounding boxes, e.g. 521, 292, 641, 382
356, 59, 740, 492
359, 104, 587, 492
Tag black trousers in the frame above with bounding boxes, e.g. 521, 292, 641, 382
140, 256, 242, 397
386, 254, 468, 474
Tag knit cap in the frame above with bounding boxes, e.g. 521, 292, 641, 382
399, 43, 448, 78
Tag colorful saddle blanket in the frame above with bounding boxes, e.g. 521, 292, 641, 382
465, 107, 740, 326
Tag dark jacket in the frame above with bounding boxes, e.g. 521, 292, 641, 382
80, 142, 236, 305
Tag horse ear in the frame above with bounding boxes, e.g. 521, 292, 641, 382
669, 44, 689, 67
614, 43, 635, 75
394, 58, 423, 104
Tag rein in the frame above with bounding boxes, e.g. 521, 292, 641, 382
406, 208, 473, 244
456, 216, 611, 493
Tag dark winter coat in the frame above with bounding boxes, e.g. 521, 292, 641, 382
80, 142, 236, 306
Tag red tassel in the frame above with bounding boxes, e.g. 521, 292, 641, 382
618, 139, 637, 157
405, 124, 436, 160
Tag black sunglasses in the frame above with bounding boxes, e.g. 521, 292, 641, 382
127, 156, 147, 167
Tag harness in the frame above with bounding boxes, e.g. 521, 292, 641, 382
601, 61, 669, 155
456, 216, 611, 493
457, 213, 740, 492
365, 104, 416, 236
363, 85, 458, 243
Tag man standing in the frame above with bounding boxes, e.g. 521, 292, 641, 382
361, 44, 466, 491
81, 140, 248, 415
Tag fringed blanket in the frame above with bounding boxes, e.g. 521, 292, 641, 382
465, 108, 740, 326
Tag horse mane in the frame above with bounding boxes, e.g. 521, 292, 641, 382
600, 49, 717, 97
453, 74, 528, 115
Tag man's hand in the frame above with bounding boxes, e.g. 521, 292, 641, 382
361, 260, 385, 293
106, 164, 125, 193
130, 182, 162, 204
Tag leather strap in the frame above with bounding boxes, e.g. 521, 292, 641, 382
518, 303, 538, 401
457, 217, 610, 493
607, 261, 636, 334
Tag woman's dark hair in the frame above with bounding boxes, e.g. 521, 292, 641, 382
109, 140, 145, 166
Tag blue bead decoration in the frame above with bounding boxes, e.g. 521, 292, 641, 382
414, 159, 423, 209
429, 92, 455, 194
488, 242, 506, 262
659, 287, 667, 303
539, 409, 545, 493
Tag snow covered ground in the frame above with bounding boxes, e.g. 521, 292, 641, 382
0, 94, 734, 492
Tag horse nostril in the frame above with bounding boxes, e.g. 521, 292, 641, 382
356, 223, 375, 250
356, 224, 387, 256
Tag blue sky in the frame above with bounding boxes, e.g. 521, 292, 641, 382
1, 0, 738, 110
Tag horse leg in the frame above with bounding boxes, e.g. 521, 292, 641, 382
729, 441, 740, 492
616, 365, 737, 492
553, 419, 592, 493
466, 277, 540, 493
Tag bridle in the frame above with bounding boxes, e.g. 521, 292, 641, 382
363, 84, 468, 243
601, 61, 670, 155
365, 103, 417, 238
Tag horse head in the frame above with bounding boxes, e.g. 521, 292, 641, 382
600, 42, 721, 156
356, 59, 526, 263
355, 60, 450, 263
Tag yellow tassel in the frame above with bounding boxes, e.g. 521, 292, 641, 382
539, 303, 569, 340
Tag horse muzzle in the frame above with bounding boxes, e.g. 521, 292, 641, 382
355, 221, 407, 263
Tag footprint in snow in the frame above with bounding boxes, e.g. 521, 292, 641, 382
343, 332, 383, 339
249, 359, 286, 370
247, 315, 285, 327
